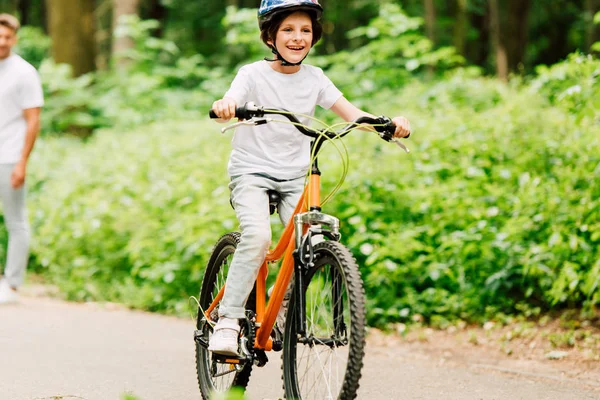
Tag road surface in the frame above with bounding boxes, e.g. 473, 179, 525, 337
0, 296, 598, 400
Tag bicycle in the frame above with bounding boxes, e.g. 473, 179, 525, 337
194, 102, 409, 399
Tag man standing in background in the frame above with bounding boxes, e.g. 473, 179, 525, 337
0, 13, 43, 304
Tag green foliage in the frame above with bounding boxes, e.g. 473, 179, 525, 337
531, 53, 600, 124
28, 122, 235, 313
211, 388, 247, 400
34, 6, 466, 136
313, 3, 464, 102
36, 16, 228, 135
24, 67, 600, 326
14, 26, 51, 69
11, 5, 600, 327
221, 6, 265, 69
121, 394, 141, 400
113, 16, 212, 89
38, 60, 98, 135
318, 71, 600, 325
592, 12, 600, 53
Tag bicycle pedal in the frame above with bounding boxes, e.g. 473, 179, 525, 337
212, 353, 249, 364
254, 349, 269, 367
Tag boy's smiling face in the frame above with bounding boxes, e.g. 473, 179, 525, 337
270, 11, 313, 67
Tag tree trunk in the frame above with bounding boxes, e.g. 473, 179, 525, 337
16, 0, 31, 25
489, 0, 508, 82
112, 0, 140, 69
506, 0, 531, 73
453, 0, 468, 56
46, 0, 96, 77
467, 7, 489, 68
95, 0, 112, 71
142, 0, 167, 37
424, 0, 436, 44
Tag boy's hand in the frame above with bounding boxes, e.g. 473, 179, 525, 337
392, 116, 411, 138
211, 98, 238, 121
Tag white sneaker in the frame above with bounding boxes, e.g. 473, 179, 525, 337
0, 279, 19, 305
208, 317, 240, 356
268, 285, 290, 332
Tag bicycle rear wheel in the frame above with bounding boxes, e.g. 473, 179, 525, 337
195, 232, 253, 398
282, 241, 366, 400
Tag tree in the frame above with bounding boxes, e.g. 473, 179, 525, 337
424, 0, 436, 44
489, 0, 508, 81
488, 0, 531, 80
140, 0, 167, 37
506, 0, 531, 73
46, 0, 96, 76
453, 0, 468, 56
112, 0, 140, 69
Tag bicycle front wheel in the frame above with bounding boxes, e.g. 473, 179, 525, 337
195, 232, 253, 398
282, 241, 366, 400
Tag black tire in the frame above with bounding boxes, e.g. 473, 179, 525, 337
282, 241, 366, 400
195, 232, 253, 399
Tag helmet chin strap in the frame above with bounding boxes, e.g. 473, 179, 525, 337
264, 41, 308, 67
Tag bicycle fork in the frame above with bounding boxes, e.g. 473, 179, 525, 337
293, 210, 341, 335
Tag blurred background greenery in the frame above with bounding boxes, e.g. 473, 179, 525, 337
0, 0, 599, 327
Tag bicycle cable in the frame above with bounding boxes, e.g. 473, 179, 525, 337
254, 113, 395, 208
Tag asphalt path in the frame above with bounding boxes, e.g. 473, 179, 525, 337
0, 296, 598, 400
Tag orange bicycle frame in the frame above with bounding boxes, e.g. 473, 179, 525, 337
205, 172, 322, 350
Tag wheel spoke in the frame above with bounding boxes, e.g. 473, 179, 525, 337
196, 233, 252, 398
283, 241, 365, 400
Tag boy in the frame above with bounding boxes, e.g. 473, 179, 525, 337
209, 0, 410, 355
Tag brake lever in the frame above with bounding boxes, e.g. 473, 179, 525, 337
392, 139, 410, 153
221, 117, 272, 134
377, 129, 410, 153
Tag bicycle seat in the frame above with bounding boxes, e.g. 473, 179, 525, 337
229, 190, 281, 215
267, 190, 280, 215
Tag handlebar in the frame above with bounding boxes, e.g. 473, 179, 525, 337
209, 102, 409, 151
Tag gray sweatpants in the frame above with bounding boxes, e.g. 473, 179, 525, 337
219, 174, 304, 319
0, 164, 30, 288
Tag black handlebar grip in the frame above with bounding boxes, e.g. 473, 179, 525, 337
209, 106, 249, 119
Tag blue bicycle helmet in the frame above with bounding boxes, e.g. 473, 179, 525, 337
258, 0, 323, 30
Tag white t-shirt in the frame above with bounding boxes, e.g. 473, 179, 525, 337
224, 60, 343, 180
0, 54, 44, 164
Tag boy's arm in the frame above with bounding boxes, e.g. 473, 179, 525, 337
330, 96, 373, 122
330, 96, 411, 139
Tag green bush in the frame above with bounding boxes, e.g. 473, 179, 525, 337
313, 3, 464, 103
14, 26, 51, 69
28, 121, 236, 313
325, 73, 600, 325
12, 7, 599, 327
36, 16, 226, 136
531, 53, 600, 124
24, 69, 600, 325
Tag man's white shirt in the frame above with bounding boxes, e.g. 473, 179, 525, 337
0, 54, 44, 163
